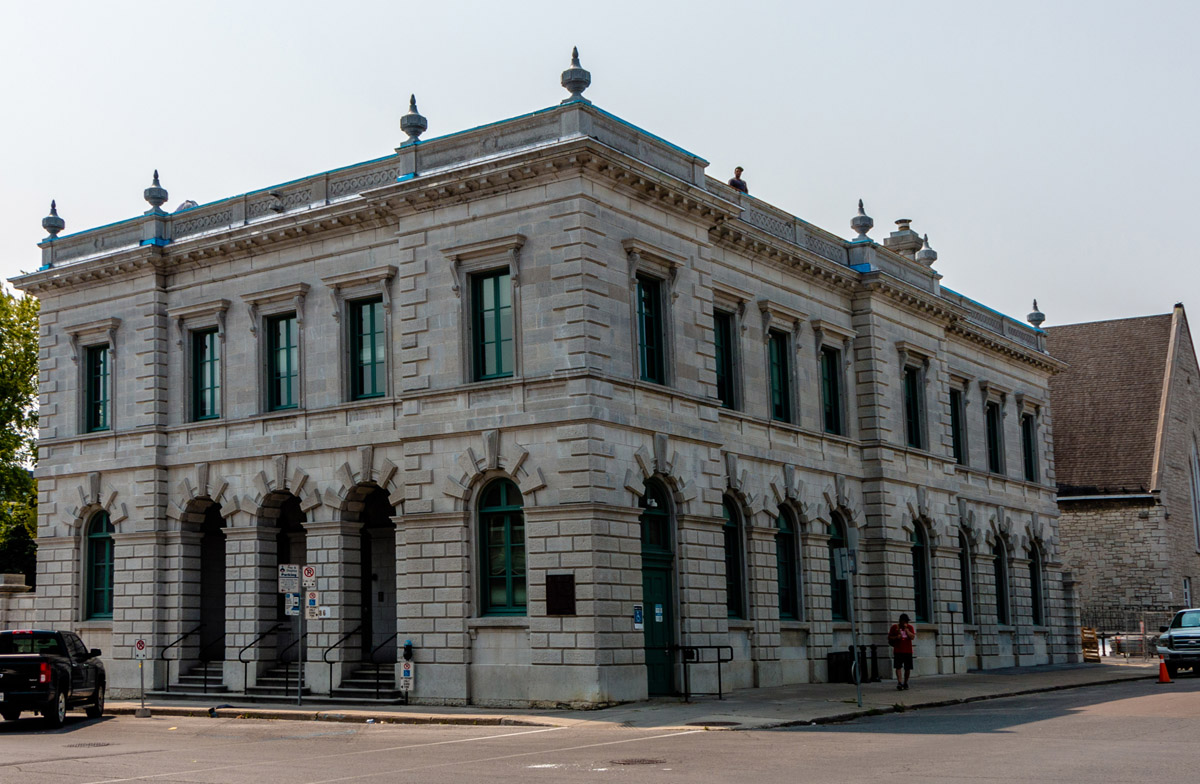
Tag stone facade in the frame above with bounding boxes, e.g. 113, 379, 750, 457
12, 75, 1078, 704
1049, 306, 1200, 622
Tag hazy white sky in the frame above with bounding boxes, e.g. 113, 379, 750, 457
1, 0, 1195, 327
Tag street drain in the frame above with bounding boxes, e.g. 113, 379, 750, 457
686, 721, 741, 727
612, 759, 666, 766
66, 742, 111, 748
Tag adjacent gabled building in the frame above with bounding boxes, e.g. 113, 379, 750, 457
9, 53, 1079, 705
1046, 304, 1200, 620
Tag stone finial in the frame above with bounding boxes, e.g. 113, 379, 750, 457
850, 199, 873, 241
560, 46, 592, 105
915, 234, 938, 266
1027, 299, 1046, 328
144, 170, 169, 213
400, 94, 428, 144
42, 200, 65, 238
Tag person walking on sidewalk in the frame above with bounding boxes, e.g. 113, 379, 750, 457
888, 613, 916, 690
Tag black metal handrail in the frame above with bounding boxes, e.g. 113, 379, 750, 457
196, 633, 227, 694
370, 632, 400, 699
238, 622, 283, 693
323, 624, 362, 694
160, 623, 203, 694
649, 645, 735, 702
278, 631, 316, 696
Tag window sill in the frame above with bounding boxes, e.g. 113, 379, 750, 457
76, 619, 113, 630
780, 620, 811, 632
727, 619, 754, 631
467, 616, 530, 630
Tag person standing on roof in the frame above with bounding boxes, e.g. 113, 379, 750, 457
728, 166, 748, 193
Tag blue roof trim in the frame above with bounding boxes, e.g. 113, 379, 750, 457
587, 105, 707, 162
53, 215, 143, 243
942, 285, 1044, 334
140, 237, 171, 247
850, 262, 872, 272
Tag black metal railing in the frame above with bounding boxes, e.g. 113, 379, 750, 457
370, 632, 400, 700
160, 624, 203, 694
196, 633, 227, 694
323, 624, 363, 693
277, 632, 315, 695
238, 622, 283, 693
648, 645, 735, 702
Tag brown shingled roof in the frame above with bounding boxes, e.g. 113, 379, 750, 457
1045, 314, 1173, 495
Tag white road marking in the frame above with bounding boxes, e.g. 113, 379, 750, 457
75, 726, 571, 784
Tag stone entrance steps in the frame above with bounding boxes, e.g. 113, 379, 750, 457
148, 660, 229, 699
149, 660, 406, 705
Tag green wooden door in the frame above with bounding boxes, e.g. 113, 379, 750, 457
642, 557, 675, 696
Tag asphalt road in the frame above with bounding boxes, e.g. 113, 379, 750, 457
0, 677, 1195, 783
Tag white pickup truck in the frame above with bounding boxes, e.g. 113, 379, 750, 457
1157, 608, 1200, 679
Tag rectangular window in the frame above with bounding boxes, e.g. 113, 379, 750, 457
85, 345, 110, 432
472, 271, 514, 381
768, 330, 792, 423
950, 388, 967, 465
1185, 577, 1193, 607
820, 346, 844, 435
192, 329, 221, 421
636, 276, 665, 384
903, 365, 924, 449
1021, 413, 1038, 482
350, 298, 386, 398
267, 314, 299, 411
713, 311, 735, 408
986, 401, 1004, 474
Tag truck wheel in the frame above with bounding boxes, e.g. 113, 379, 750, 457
86, 683, 105, 719
44, 690, 67, 729
1, 709, 19, 722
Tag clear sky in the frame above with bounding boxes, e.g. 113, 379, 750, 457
1, 0, 1195, 328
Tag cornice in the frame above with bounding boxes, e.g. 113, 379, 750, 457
710, 221, 860, 294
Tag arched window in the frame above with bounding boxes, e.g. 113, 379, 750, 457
776, 508, 800, 620
86, 511, 115, 619
1029, 545, 1045, 626
911, 523, 931, 622
480, 479, 526, 615
958, 531, 974, 624
993, 539, 1010, 625
722, 498, 745, 619
828, 515, 849, 621
640, 481, 672, 554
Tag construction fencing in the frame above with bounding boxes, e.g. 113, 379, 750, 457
1079, 607, 1177, 660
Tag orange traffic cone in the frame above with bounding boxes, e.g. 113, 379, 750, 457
1158, 656, 1173, 684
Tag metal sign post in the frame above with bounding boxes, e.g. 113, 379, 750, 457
836, 547, 863, 708
947, 602, 959, 674
134, 638, 150, 717
297, 604, 304, 706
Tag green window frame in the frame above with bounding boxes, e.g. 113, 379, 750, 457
949, 388, 967, 465
472, 271, 514, 381
1029, 546, 1045, 626
86, 511, 115, 619
713, 311, 735, 408
640, 480, 672, 554
85, 345, 110, 432
479, 479, 526, 615
776, 508, 800, 620
722, 498, 744, 619
986, 401, 1004, 473
350, 298, 386, 399
993, 541, 1010, 625
267, 314, 299, 411
192, 329, 221, 421
903, 365, 924, 449
828, 516, 849, 621
820, 346, 844, 435
912, 524, 931, 623
1021, 413, 1038, 482
636, 276, 665, 384
768, 330, 792, 423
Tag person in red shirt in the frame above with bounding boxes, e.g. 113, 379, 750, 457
888, 613, 916, 690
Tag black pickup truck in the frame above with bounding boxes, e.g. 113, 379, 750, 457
0, 629, 106, 726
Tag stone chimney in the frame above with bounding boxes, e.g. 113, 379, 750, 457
883, 219, 923, 258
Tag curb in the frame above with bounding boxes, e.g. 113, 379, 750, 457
104, 705, 553, 727
764, 673, 1159, 729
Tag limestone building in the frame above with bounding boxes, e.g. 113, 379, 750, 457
1046, 305, 1200, 622
9, 53, 1079, 705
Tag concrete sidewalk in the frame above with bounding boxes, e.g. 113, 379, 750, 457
106, 660, 1161, 731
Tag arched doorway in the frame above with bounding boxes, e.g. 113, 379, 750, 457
639, 479, 675, 696
353, 487, 397, 661
199, 504, 227, 659
265, 493, 307, 660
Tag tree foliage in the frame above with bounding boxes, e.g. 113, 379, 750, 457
0, 289, 38, 583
